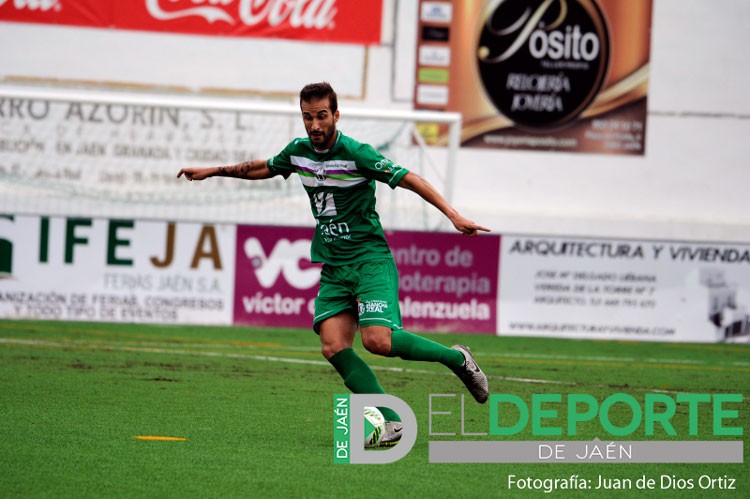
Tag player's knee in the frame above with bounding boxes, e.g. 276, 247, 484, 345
361, 331, 391, 356
321, 342, 343, 360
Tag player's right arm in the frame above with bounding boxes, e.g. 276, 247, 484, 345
177, 159, 275, 181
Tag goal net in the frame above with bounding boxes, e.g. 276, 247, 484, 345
0, 84, 461, 231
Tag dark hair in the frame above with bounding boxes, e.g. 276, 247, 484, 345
299, 82, 338, 113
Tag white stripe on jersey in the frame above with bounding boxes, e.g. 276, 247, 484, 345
290, 156, 368, 188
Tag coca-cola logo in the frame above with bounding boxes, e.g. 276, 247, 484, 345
0, 0, 378, 45
145, 0, 338, 29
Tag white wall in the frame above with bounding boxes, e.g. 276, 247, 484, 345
1, 0, 748, 242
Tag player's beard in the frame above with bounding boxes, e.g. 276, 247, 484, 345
309, 125, 336, 150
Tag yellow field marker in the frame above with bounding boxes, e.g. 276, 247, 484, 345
134, 436, 187, 441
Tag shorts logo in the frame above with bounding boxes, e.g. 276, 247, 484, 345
359, 299, 388, 315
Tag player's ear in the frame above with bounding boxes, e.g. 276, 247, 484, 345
333, 109, 340, 123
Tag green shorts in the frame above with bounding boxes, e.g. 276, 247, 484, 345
313, 257, 403, 333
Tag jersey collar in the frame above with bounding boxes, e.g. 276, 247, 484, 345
312, 130, 341, 154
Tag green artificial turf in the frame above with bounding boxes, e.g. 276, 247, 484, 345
0, 320, 747, 498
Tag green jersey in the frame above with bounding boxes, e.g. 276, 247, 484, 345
267, 131, 409, 265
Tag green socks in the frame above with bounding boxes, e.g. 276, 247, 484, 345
328, 348, 400, 422
389, 329, 464, 370
327, 333, 464, 422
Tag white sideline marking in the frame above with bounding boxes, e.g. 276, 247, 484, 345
0, 337, 570, 386
474, 351, 704, 365
3, 337, 747, 388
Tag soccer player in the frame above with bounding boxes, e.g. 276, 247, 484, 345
177, 82, 490, 446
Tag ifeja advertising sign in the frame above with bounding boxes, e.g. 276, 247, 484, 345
334, 392, 744, 466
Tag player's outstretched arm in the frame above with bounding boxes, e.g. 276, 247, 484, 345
398, 171, 490, 236
177, 160, 274, 181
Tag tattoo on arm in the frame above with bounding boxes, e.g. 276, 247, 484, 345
238, 160, 254, 178
218, 160, 254, 178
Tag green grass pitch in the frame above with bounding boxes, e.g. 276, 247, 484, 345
0, 320, 748, 498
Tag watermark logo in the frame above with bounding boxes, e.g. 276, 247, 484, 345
334, 392, 744, 465
333, 394, 417, 464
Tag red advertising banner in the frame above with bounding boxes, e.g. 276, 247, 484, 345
387, 230, 499, 335
234, 225, 321, 329
0, 0, 383, 45
233, 225, 500, 334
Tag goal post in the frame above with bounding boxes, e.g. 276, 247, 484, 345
0, 84, 462, 231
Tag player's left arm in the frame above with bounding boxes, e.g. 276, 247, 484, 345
398, 171, 490, 236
